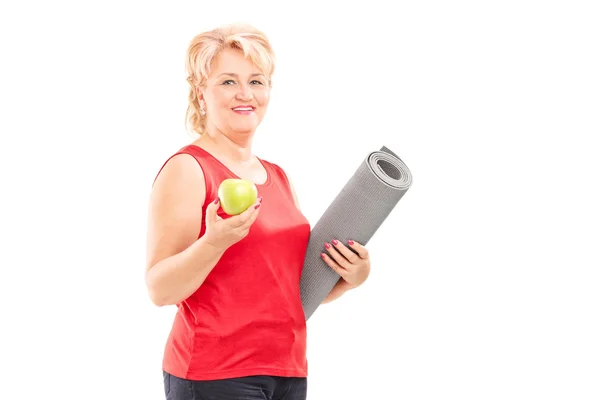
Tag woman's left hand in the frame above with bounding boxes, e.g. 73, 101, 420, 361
321, 239, 371, 288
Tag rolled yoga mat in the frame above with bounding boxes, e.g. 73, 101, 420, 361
300, 146, 413, 321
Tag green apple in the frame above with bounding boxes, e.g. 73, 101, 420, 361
218, 178, 258, 215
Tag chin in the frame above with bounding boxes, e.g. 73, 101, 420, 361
231, 123, 260, 135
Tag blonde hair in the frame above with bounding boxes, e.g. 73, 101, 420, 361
184, 23, 276, 136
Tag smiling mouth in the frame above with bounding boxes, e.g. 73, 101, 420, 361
232, 106, 256, 115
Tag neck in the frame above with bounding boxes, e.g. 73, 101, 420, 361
196, 124, 255, 163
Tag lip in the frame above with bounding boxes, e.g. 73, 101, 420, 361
231, 105, 256, 115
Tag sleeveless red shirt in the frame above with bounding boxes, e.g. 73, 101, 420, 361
155, 144, 311, 381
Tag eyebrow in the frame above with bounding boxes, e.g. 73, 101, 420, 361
217, 73, 266, 78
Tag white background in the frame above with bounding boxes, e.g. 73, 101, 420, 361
1, 1, 599, 399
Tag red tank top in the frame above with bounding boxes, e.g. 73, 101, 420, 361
155, 144, 311, 380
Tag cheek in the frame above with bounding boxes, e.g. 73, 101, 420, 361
218, 95, 233, 110
206, 89, 232, 110
256, 90, 270, 106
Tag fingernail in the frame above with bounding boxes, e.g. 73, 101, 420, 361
332, 239, 339, 245
348, 240, 354, 245
324, 242, 330, 249
320, 253, 326, 259
258, 196, 263, 203
254, 203, 261, 209
213, 198, 219, 204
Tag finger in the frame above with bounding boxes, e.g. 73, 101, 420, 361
348, 240, 369, 259
240, 203, 261, 230
330, 239, 360, 264
245, 202, 262, 226
205, 197, 220, 226
231, 197, 262, 227
324, 242, 351, 270
320, 252, 347, 276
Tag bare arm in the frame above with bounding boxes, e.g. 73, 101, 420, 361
145, 154, 223, 307
146, 154, 262, 306
287, 176, 353, 304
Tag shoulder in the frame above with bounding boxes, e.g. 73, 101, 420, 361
259, 157, 289, 183
259, 157, 301, 210
152, 148, 206, 196
153, 144, 208, 181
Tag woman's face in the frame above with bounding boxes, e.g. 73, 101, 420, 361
199, 48, 271, 137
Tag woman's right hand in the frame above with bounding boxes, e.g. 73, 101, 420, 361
202, 196, 262, 252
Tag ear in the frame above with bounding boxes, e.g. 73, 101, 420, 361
196, 87, 206, 109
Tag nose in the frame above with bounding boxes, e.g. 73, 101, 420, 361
235, 83, 254, 101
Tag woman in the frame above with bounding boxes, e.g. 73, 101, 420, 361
145, 23, 372, 400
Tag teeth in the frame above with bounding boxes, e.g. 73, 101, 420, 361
234, 107, 253, 111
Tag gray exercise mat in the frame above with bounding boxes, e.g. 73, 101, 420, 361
300, 146, 413, 320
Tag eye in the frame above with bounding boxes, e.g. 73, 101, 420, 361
250, 80, 265, 85
222, 79, 236, 85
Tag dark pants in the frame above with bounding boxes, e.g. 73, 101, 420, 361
163, 371, 307, 400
